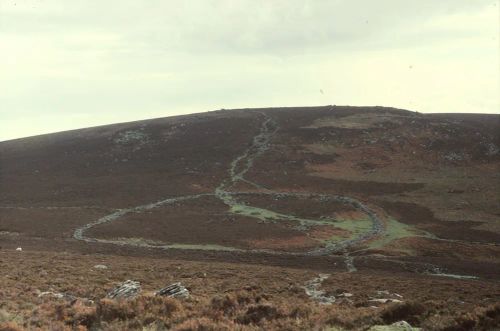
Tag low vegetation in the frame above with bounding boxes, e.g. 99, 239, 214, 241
1, 250, 499, 330
2, 292, 499, 330
1, 107, 498, 330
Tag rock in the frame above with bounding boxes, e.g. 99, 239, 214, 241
369, 298, 404, 304
143, 320, 169, 331
303, 274, 336, 305
156, 282, 189, 299
484, 142, 499, 156
114, 130, 149, 145
368, 320, 420, 330
107, 280, 141, 299
443, 151, 467, 161
339, 292, 353, 298
15, 247, 22, 252
93, 264, 108, 270
38, 291, 77, 303
39, 291, 64, 299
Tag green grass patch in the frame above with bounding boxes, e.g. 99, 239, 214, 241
367, 218, 430, 249
319, 217, 373, 243
229, 204, 331, 228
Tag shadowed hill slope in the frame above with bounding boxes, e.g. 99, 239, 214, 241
1, 106, 499, 270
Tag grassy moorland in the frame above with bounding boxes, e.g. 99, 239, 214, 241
0, 107, 499, 330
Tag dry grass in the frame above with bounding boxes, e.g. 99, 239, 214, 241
0, 250, 499, 330
9, 295, 496, 330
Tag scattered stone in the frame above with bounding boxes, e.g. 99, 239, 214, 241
39, 291, 64, 299
344, 253, 357, 272
303, 274, 336, 305
93, 264, 108, 270
443, 151, 467, 161
428, 272, 478, 280
373, 290, 404, 301
107, 280, 141, 299
338, 292, 353, 298
114, 130, 148, 145
0, 231, 20, 237
156, 282, 190, 299
143, 320, 168, 331
38, 291, 77, 302
369, 298, 404, 304
368, 320, 420, 330
484, 142, 499, 156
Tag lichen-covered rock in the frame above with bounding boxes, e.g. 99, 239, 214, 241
156, 282, 189, 299
107, 280, 141, 299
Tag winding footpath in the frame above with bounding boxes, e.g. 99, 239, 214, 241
73, 112, 385, 270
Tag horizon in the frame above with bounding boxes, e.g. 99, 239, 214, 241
1, 104, 500, 143
1, 0, 499, 141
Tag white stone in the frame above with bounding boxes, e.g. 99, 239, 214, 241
93, 264, 108, 270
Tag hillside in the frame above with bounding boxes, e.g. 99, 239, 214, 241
0, 106, 499, 330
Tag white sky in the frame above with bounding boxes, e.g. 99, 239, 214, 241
1, 0, 499, 141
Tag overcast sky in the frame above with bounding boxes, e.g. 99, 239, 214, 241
1, 0, 499, 141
